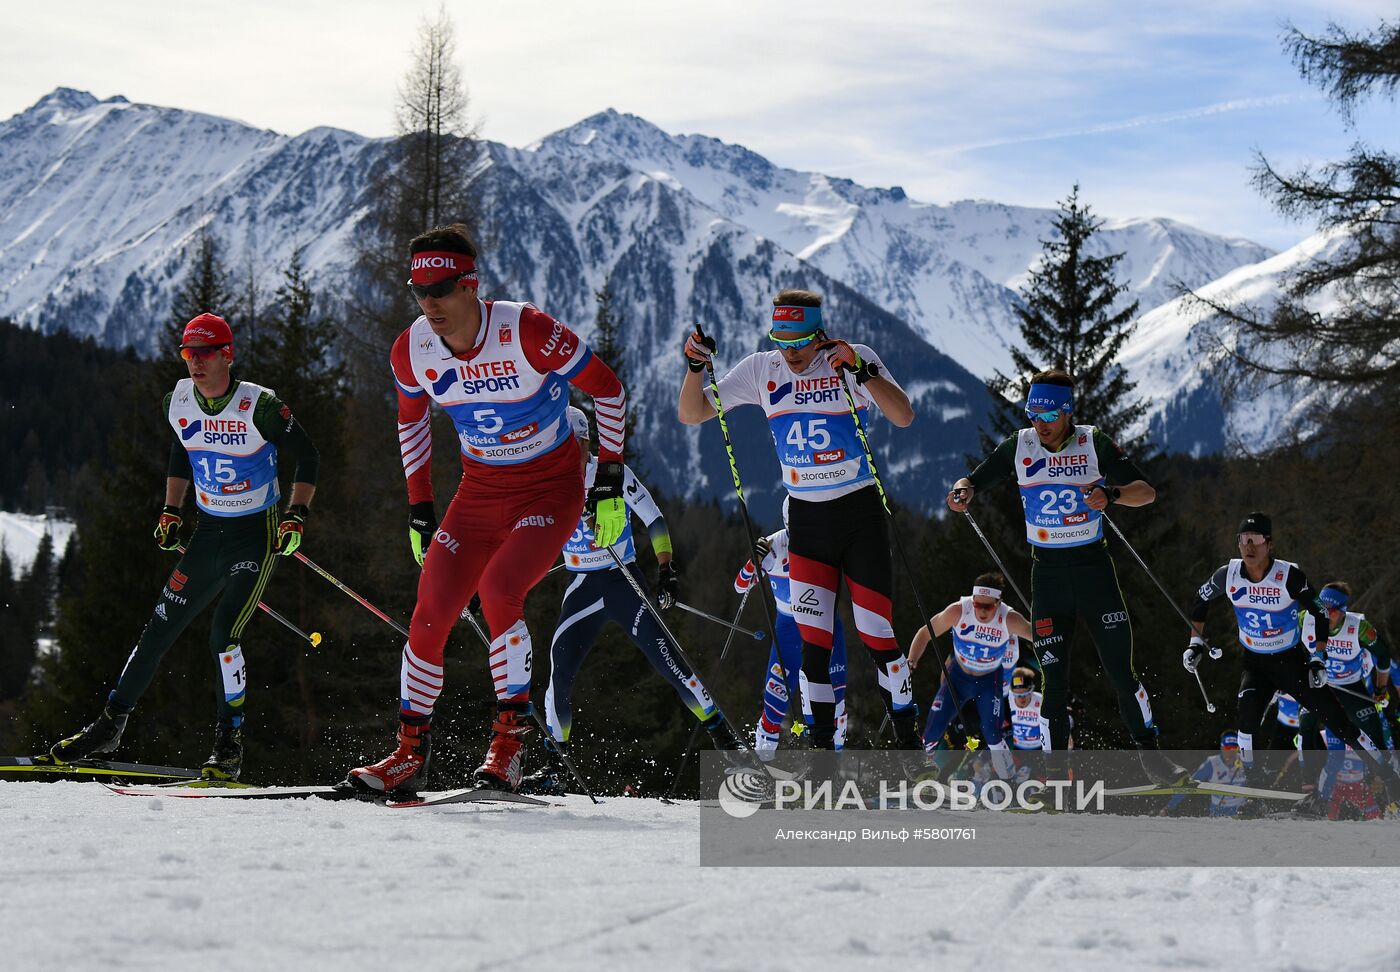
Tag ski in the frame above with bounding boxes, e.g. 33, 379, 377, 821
105, 783, 344, 799
0, 755, 201, 781
1101, 780, 1305, 802
104, 782, 549, 807
381, 786, 549, 809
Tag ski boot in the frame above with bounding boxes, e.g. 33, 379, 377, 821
474, 704, 533, 791
754, 720, 781, 763
201, 723, 243, 781
50, 704, 130, 762
518, 738, 571, 797
344, 715, 432, 795
1134, 736, 1187, 786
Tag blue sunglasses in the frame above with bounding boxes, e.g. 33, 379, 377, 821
1026, 409, 1062, 423
769, 330, 821, 349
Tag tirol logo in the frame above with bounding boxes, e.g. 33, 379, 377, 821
1022, 457, 1048, 477
813, 449, 845, 464
501, 423, 538, 443
767, 380, 793, 405
179, 418, 203, 441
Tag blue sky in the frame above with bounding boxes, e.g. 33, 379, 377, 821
3, 0, 1396, 250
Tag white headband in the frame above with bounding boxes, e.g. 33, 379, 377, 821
972, 586, 1002, 600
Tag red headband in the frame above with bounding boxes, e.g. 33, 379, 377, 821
409, 250, 478, 286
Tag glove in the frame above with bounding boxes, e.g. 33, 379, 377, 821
275, 505, 308, 557
656, 561, 680, 610
683, 327, 716, 373
819, 340, 879, 384
1307, 653, 1327, 690
589, 461, 627, 548
1182, 636, 1206, 673
408, 501, 437, 566
154, 505, 182, 551
754, 536, 773, 561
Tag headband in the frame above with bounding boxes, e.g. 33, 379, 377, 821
1026, 383, 1073, 414
972, 586, 1002, 600
771, 304, 822, 332
1319, 587, 1350, 611
409, 250, 479, 286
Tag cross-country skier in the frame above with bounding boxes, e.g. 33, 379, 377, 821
1007, 667, 1047, 752
50, 313, 319, 780
522, 408, 741, 794
731, 499, 849, 758
1186, 512, 1394, 793
1161, 732, 1248, 818
908, 573, 1031, 780
945, 369, 1180, 783
1301, 581, 1392, 753
345, 225, 628, 795
678, 289, 918, 749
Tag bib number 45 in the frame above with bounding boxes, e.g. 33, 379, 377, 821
785, 418, 830, 452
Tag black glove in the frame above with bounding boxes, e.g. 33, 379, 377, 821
656, 560, 680, 610
754, 536, 773, 561
409, 501, 437, 567
1307, 654, 1327, 690
683, 328, 717, 373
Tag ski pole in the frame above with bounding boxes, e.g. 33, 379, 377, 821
177, 545, 322, 647
831, 366, 968, 737
453, 605, 599, 804
1100, 511, 1219, 712
1328, 680, 1389, 709
664, 586, 753, 802
605, 545, 750, 747
293, 550, 408, 639
956, 503, 1032, 615
693, 325, 793, 693
674, 600, 765, 641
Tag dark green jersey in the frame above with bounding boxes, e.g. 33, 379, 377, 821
164, 379, 319, 487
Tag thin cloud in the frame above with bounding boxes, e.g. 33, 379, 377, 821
934, 93, 1323, 155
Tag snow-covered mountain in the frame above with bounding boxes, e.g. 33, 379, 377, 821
0, 89, 1282, 509
1121, 227, 1350, 455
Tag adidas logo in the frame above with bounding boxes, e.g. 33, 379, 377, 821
155, 602, 168, 620
1040, 651, 1058, 664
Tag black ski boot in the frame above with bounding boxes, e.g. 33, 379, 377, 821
1134, 737, 1186, 786
518, 742, 571, 797
50, 705, 129, 762
201, 724, 243, 781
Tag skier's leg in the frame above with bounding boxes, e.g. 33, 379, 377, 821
787, 501, 841, 747
831, 618, 850, 749
1078, 559, 1155, 743
1031, 561, 1077, 750
543, 571, 608, 745
616, 564, 716, 721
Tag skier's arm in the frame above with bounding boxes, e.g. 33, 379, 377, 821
1188, 565, 1230, 636
520, 308, 626, 462
390, 329, 433, 505
846, 345, 913, 428
623, 466, 672, 565
1287, 567, 1331, 649
1086, 429, 1155, 509
948, 436, 1017, 511
908, 603, 959, 669
1006, 609, 1034, 642
1360, 620, 1390, 689
253, 393, 319, 508
680, 352, 763, 426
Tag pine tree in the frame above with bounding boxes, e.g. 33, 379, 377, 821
1188, 19, 1400, 395
986, 185, 1146, 443
573, 277, 641, 469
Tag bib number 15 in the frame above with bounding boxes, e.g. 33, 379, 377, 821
785, 418, 830, 452
196, 457, 237, 484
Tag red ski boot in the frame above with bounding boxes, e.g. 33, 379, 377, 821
473, 705, 533, 791
344, 717, 431, 795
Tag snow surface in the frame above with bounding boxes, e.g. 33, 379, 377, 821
0, 510, 73, 573
2, 781, 1395, 970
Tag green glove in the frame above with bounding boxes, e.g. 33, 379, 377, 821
275, 505, 308, 557
409, 502, 437, 567
589, 461, 627, 548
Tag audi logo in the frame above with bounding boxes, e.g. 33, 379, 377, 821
1101, 611, 1128, 624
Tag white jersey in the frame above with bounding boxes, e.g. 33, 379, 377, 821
1009, 692, 1046, 751
562, 460, 664, 572
168, 379, 279, 517
398, 302, 575, 466
1302, 611, 1372, 686
949, 597, 1015, 675
707, 347, 900, 502
1225, 559, 1303, 654
1014, 425, 1105, 548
